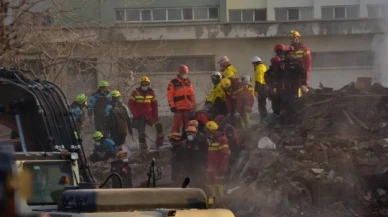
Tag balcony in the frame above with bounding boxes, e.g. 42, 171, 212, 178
46, 19, 386, 43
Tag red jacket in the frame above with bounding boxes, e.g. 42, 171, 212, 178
291, 43, 312, 82
206, 133, 229, 173
167, 76, 196, 111
225, 80, 254, 114
128, 87, 158, 121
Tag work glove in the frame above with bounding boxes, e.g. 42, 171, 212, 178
170, 107, 176, 113
301, 85, 308, 93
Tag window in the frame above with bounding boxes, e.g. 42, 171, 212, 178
194, 7, 208, 20
121, 56, 215, 73
321, 6, 359, 19
275, 7, 313, 21
153, 9, 166, 21
168, 8, 182, 20
116, 7, 219, 22
126, 9, 140, 21
183, 8, 193, 20
26, 161, 74, 205
312, 51, 373, 68
229, 9, 267, 22
367, 4, 388, 18
115, 9, 125, 21
141, 10, 151, 21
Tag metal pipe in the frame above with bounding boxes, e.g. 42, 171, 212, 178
14, 110, 27, 152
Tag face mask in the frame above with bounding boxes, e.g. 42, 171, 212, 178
187, 135, 195, 141
141, 86, 149, 91
180, 74, 188, 79
95, 141, 101, 146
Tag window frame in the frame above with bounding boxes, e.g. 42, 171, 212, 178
114, 7, 219, 23
274, 7, 313, 21
229, 9, 267, 22
321, 6, 360, 20
311, 51, 374, 69
367, 4, 388, 18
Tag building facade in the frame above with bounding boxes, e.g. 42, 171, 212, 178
16, 0, 388, 115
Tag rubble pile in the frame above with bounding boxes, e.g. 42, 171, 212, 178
224, 81, 388, 217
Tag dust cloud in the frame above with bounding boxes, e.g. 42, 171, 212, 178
372, 17, 388, 85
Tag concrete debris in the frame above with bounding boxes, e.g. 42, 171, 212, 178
224, 81, 388, 217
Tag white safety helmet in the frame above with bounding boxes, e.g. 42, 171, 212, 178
218, 56, 229, 64
211, 71, 222, 79
252, 56, 262, 63
241, 75, 252, 85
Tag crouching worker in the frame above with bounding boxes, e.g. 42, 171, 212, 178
89, 131, 116, 162
205, 121, 229, 199
111, 149, 133, 188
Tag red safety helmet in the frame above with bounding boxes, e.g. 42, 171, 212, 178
270, 56, 281, 65
179, 64, 189, 74
273, 44, 285, 52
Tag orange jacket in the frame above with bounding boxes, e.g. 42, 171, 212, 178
128, 87, 158, 121
167, 76, 196, 111
206, 132, 229, 173
292, 43, 312, 81
225, 79, 254, 114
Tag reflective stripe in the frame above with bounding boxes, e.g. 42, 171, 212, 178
134, 95, 154, 103
208, 143, 229, 151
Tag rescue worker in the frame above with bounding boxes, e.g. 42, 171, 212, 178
168, 132, 184, 185
181, 126, 208, 188
220, 78, 254, 129
218, 56, 237, 79
129, 76, 164, 151
70, 94, 88, 132
167, 64, 196, 133
188, 110, 211, 133
274, 43, 286, 60
214, 115, 240, 178
105, 90, 133, 147
274, 48, 307, 125
288, 30, 312, 85
111, 149, 133, 188
241, 75, 255, 96
181, 120, 203, 140
252, 56, 269, 121
205, 121, 229, 199
88, 81, 112, 135
205, 71, 226, 117
264, 56, 283, 120
88, 131, 116, 162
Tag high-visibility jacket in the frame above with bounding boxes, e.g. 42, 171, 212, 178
291, 43, 312, 82
167, 76, 196, 111
253, 63, 267, 87
206, 83, 226, 113
206, 133, 229, 173
222, 64, 237, 79
225, 80, 254, 114
128, 87, 158, 121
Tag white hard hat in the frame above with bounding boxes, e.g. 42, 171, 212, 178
211, 71, 222, 78
218, 56, 229, 64
252, 56, 261, 62
241, 75, 251, 85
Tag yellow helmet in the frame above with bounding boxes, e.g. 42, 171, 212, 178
140, 76, 151, 85
99, 80, 109, 87
168, 132, 181, 141
205, 121, 219, 131
93, 131, 103, 141
75, 94, 87, 104
288, 30, 301, 38
111, 90, 121, 98
220, 78, 232, 89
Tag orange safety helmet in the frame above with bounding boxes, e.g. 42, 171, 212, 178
179, 64, 189, 74
188, 120, 199, 128
274, 44, 285, 52
186, 126, 197, 133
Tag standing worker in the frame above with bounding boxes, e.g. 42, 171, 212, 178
70, 93, 88, 132
252, 56, 268, 122
218, 56, 237, 79
273, 44, 286, 60
205, 121, 229, 199
105, 90, 133, 148
220, 78, 254, 129
274, 49, 307, 125
205, 71, 226, 117
288, 30, 312, 86
129, 76, 164, 152
264, 56, 283, 122
167, 64, 196, 133
88, 81, 112, 135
